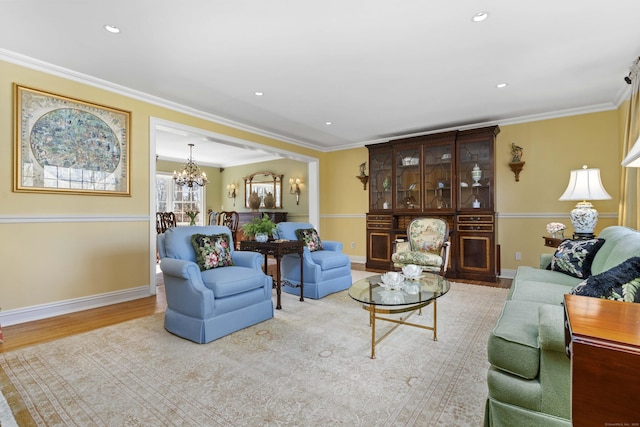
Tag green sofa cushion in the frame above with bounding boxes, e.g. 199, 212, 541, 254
591, 226, 640, 274
508, 266, 580, 302
488, 300, 544, 380
510, 280, 575, 305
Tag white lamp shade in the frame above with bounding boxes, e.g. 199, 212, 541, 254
622, 135, 640, 167
559, 165, 611, 236
558, 166, 611, 201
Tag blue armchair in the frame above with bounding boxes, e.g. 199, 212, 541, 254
275, 222, 352, 299
157, 225, 273, 343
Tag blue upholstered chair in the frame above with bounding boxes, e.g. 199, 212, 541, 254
275, 222, 352, 299
157, 225, 273, 343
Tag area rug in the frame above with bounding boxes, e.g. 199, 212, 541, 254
0, 278, 507, 426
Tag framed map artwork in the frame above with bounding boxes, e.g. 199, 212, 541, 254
14, 84, 131, 195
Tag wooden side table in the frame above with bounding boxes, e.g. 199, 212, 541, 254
542, 236, 564, 248
564, 294, 640, 426
239, 239, 304, 310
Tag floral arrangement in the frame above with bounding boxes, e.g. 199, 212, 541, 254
546, 222, 566, 234
185, 211, 199, 225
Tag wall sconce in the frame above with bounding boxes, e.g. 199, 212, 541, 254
226, 184, 237, 206
289, 178, 301, 205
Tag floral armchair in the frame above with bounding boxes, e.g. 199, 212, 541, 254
157, 225, 273, 343
391, 218, 450, 275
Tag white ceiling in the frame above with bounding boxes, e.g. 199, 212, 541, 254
2, 1, 640, 166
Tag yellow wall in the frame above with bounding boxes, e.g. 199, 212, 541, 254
496, 111, 621, 269
0, 60, 319, 312
321, 147, 369, 258
0, 57, 628, 316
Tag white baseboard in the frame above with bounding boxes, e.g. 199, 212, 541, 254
499, 269, 517, 280
0, 286, 152, 326
349, 255, 367, 264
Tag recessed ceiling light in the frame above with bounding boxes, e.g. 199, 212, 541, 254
254, 91, 264, 96
104, 25, 120, 34
496, 83, 508, 88
472, 12, 488, 22
325, 121, 333, 125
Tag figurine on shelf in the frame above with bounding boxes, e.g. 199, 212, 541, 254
511, 143, 523, 163
359, 162, 367, 177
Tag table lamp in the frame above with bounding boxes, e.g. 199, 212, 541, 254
559, 165, 611, 237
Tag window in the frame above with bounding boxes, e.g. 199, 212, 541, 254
156, 174, 205, 225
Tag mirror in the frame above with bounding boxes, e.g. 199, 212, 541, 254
244, 171, 284, 209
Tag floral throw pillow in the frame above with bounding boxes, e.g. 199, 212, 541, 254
295, 228, 323, 252
547, 238, 605, 279
571, 257, 640, 303
190, 233, 235, 271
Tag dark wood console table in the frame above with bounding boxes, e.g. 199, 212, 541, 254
239, 239, 304, 310
564, 294, 640, 426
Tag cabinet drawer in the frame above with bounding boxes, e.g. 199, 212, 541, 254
367, 214, 393, 229
368, 222, 393, 229
457, 214, 494, 224
367, 214, 393, 222
458, 224, 494, 232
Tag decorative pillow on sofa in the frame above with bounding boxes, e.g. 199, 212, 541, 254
571, 256, 640, 303
190, 233, 235, 271
547, 238, 605, 279
295, 228, 323, 252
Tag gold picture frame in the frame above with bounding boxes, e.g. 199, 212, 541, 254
14, 84, 131, 196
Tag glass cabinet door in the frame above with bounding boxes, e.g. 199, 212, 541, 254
423, 143, 453, 211
458, 139, 492, 210
369, 148, 393, 211
395, 147, 421, 210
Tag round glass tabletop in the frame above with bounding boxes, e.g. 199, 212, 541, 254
348, 272, 451, 307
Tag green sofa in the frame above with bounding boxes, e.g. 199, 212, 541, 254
484, 226, 640, 426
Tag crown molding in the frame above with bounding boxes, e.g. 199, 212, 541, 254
1, 48, 628, 155
0, 48, 320, 152
348, 103, 620, 151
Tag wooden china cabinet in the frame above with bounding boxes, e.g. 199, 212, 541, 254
365, 126, 500, 282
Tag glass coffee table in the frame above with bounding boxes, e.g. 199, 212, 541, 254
348, 273, 451, 358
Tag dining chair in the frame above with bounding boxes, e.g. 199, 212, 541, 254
216, 211, 240, 246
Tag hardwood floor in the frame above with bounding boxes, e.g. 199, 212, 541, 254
0, 263, 510, 353
0, 289, 167, 354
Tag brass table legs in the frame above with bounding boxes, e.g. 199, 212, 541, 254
364, 300, 437, 359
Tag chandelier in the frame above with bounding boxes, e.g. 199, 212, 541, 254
173, 143, 208, 188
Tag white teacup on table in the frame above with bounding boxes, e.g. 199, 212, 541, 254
380, 271, 405, 290
402, 264, 422, 280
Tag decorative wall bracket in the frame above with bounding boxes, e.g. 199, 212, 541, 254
509, 161, 525, 182
356, 175, 369, 190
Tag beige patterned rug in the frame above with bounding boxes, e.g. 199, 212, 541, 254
0, 276, 507, 426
